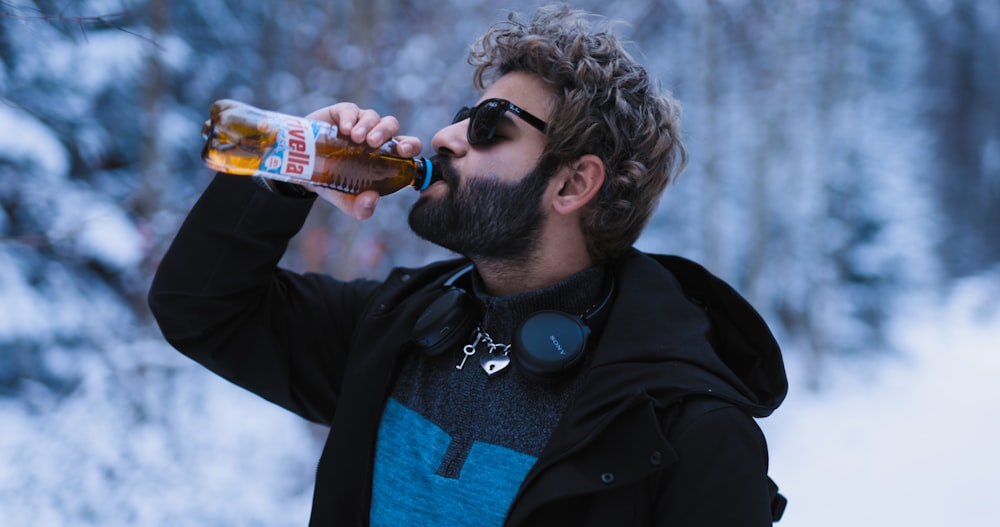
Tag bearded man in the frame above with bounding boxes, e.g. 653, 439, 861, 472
149, 5, 788, 526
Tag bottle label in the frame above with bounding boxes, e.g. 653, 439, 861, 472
260, 116, 318, 179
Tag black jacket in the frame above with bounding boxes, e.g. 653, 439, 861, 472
149, 174, 788, 526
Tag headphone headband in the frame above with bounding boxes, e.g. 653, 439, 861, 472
443, 263, 475, 288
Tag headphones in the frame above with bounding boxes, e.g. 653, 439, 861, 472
410, 264, 615, 382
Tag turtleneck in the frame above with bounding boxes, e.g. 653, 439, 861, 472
469, 265, 607, 349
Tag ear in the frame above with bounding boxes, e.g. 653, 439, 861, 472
551, 154, 606, 215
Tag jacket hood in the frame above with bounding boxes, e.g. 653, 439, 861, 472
579, 251, 787, 419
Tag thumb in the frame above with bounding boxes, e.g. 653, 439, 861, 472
315, 188, 380, 220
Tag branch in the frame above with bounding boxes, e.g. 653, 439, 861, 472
0, 2, 161, 49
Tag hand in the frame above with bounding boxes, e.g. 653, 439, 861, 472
312, 187, 381, 221
304, 103, 423, 220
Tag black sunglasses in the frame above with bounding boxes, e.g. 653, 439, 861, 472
452, 98, 548, 145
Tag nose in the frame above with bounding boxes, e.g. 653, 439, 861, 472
431, 120, 469, 158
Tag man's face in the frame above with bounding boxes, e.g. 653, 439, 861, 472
409, 72, 555, 261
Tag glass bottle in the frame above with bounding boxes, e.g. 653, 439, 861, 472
200, 99, 439, 195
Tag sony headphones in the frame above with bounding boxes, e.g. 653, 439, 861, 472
410, 264, 615, 382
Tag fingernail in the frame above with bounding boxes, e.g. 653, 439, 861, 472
370, 131, 384, 144
361, 195, 378, 210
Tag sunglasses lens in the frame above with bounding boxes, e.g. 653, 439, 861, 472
452, 107, 472, 125
468, 100, 508, 145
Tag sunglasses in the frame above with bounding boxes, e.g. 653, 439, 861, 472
452, 98, 548, 145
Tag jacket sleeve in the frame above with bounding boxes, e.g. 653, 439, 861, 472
147, 173, 380, 424
656, 400, 775, 526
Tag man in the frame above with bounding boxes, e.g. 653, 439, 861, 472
149, 5, 788, 526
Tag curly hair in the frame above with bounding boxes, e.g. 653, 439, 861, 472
468, 4, 687, 264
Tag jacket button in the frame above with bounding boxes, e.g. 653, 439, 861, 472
650, 451, 663, 465
600, 472, 615, 485
400, 273, 411, 282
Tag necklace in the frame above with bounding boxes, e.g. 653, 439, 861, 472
455, 326, 512, 376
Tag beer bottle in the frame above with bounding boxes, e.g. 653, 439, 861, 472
200, 99, 440, 196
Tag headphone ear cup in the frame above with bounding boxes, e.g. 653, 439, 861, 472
513, 310, 591, 382
411, 288, 478, 357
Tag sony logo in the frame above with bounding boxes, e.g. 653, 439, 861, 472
550, 335, 566, 356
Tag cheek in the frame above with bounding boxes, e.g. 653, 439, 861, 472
472, 152, 539, 184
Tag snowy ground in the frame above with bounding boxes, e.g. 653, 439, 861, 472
762, 273, 1000, 526
0, 340, 320, 526
1, 273, 998, 526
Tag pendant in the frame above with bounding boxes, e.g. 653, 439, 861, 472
480, 354, 511, 376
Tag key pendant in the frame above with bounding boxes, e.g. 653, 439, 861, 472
480, 354, 511, 376
457, 331, 483, 371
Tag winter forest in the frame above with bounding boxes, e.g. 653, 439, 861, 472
2, 0, 998, 525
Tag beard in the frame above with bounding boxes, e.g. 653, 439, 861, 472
408, 158, 551, 262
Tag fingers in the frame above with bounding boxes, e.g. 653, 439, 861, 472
305, 103, 422, 153
346, 109, 392, 147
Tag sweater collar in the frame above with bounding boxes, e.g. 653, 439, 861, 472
468, 266, 607, 345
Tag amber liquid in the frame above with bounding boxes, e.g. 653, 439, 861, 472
201, 100, 435, 196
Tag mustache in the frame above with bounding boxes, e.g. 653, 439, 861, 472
430, 155, 460, 187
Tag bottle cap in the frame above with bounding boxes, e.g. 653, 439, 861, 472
415, 159, 438, 191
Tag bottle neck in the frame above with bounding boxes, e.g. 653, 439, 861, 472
414, 158, 441, 191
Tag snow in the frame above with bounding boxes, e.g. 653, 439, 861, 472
51, 188, 145, 270
0, 261, 48, 340
0, 340, 319, 526
0, 103, 70, 181
762, 273, 1000, 526
0, 253, 128, 342
26, 26, 154, 95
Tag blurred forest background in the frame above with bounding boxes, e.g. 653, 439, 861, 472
1, 0, 998, 524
